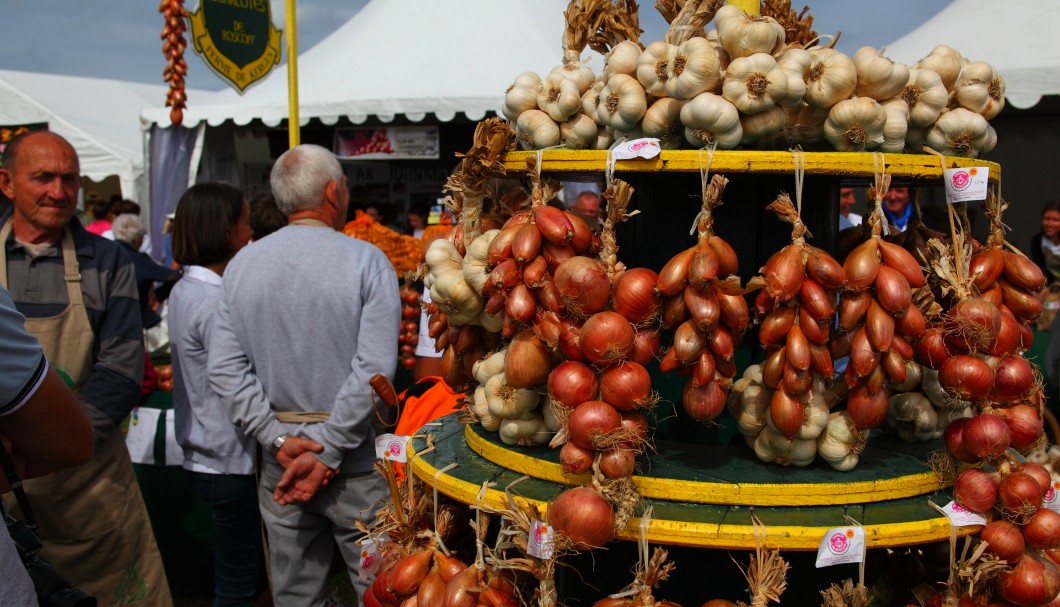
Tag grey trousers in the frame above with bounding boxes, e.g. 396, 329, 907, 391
258, 459, 388, 606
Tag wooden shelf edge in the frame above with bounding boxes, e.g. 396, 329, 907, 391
502, 150, 1000, 183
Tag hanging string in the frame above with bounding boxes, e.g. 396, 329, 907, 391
791, 146, 806, 218
843, 513, 866, 589
605, 135, 627, 191
433, 461, 457, 542
689, 142, 718, 236
871, 151, 890, 237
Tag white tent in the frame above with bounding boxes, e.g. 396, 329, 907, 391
884, 0, 1060, 109
0, 69, 215, 203
142, 0, 584, 128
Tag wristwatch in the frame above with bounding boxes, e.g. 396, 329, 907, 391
271, 433, 289, 455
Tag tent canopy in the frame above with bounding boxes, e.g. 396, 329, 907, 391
142, 0, 586, 128
884, 0, 1060, 109
0, 69, 212, 201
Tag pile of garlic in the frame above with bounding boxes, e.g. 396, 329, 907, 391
503, 5, 1004, 157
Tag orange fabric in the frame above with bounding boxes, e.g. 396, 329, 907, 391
394, 376, 464, 437
393, 377, 463, 480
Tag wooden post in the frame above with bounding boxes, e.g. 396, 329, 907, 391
285, 0, 300, 148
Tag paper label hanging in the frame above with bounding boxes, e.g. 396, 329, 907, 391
374, 433, 410, 462
815, 526, 866, 567
1043, 482, 1060, 513
939, 500, 988, 526
612, 138, 662, 161
527, 519, 555, 560
943, 166, 989, 203
359, 538, 383, 580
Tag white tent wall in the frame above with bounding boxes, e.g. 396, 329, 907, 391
140, 0, 594, 239
885, 0, 1060, 253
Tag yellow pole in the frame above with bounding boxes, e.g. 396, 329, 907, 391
286, 0, 300, 148
726, 0, 760, 15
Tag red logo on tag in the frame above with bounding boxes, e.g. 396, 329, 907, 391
388, 441, 403, 456
829, 532, 849, 554
951, 170, 970, 191
361, 552, 377, 570
951, 502, 969, 513
1047, 486, 1057, 501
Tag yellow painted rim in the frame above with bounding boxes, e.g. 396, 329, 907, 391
407, 449, 972, 550
465, 425, 943, 507
501, 150, 1000, 182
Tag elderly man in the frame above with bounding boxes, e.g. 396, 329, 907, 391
112, 213, 181, 329
0, 131, 171, 605
572, 190, 602, 232
209, 144, 399, 605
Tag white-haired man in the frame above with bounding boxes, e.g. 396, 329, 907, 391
208, 144, 399, 605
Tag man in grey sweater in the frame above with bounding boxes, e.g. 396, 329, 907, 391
208, 144, 400, 605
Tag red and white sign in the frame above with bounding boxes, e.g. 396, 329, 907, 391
815, 526, 865, 567
943, 166, 990, 203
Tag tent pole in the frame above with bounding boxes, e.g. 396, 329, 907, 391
286, 0, 300, 148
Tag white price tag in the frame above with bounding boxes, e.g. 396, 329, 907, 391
1043, 482, 1060, 513
359, 538, 383, 580
943, 166, 990, 204
815, 526, 866, 568
375, 433, 410, 462
939, 500, 988, 526
527, 519, 555, 560
611, 138, 662, 160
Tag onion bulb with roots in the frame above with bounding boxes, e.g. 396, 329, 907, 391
554, 256, 611, 317
980, 519, 1025, 563
560, 441, 594, 475
962, 412, 1012, 460
998, 471, 1044, 523
548, 486, 615, 548
1026, 508, 1060, 551
996, 549, 1060, 607
599, 361, 653, 411
611, 268, 662, 326
580, 312, 636, 366
548, 361, 599, 408
568, 400, 622, 450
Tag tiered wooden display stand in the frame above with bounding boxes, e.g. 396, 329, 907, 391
409, 149, 1001, 551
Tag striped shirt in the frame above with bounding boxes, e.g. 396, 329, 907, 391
1, 211, 144, 438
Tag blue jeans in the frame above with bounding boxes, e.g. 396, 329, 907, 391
190, 471, 266, 607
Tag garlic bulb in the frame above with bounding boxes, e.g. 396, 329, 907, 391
739, 104, 787, 144
776, 48, 811, 108
886, 392, 937, 443
824, 97, 886, 151
853, 46, 909, 101
641, 97, 688, 149
925, 107, 991, 157
430, 267, 483, 326
541, 398, 561, 432
713, 4, 785, 59
920, 369, 952, 410
503, 72, 542, 121
789, 103, 829, 144
754, 426, 816, 467
729, 376, 769, 437
900, 68, 948, 127
664, 37, 722, 100
581, 79, 604, 118
636, 41, 677, 96
915, 45, 964, 91
878, 97, 910, 153
817, 412, 869, 472
516, 109, 561, 150
982, 124, 998, 153
722, 52, 789, 114
462, 229, 498, 294
477, 308, 503, 333
592, 125, 615, 150
597, 74, 647, 131
472, 348, 507, 385
485, 372, 540, 420
905, 124, 928, 154
561, 113, 600, 149
681, 92, 743, 149
538, 72, 583, 122
604, 40, 643, 80
804, 48, 858, 109
551, 56, 595, 95
472, 387, 501, 432
499, 415, 552, 447
795, 393, 830, 441
425, 238, 463, 275
954, 61, 1006, 119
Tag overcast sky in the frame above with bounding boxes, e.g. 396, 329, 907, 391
0, 1, 949, 91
